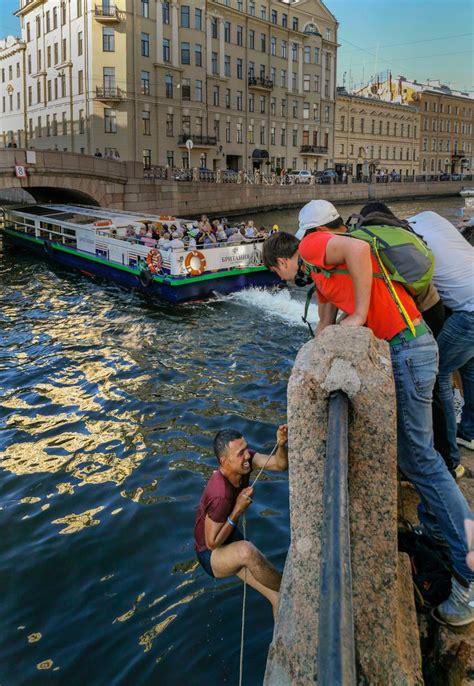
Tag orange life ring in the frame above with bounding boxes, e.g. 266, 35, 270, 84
184, 250, 207, 276
146, 248, 162, 273
159, 215, 175, 221
94, 219, 113, 227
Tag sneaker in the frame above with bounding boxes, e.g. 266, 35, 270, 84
433, 577, 474, 627
457, 432, 474, 451
455, 464, 466, 480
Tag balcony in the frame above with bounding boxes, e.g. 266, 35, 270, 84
452, 150, 466, 158
178, 135, 217, 147
94, 4, 121, 22
300, 145, 328, 155
248, 76, 274, 91
95, 86, 124, 102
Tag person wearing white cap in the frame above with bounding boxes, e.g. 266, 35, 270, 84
262, 203, 474, 628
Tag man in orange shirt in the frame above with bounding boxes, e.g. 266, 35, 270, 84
262, 199, 474, 627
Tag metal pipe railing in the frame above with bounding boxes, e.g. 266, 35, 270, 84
317, 390, 356, 686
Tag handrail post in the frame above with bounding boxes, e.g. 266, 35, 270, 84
317, 390, 356, 686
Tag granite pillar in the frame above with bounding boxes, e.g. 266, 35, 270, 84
264, 326, 423, 685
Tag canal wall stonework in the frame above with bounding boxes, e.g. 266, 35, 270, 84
264, 326, 423, 685
0, 149, 467, 215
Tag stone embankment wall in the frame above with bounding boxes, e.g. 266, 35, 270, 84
0, 149, 466, 214
264, 327, 423, 685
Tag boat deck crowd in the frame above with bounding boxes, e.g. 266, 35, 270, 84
116, 214, 277, 251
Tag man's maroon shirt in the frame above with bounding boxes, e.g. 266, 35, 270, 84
194, 452, 255, 553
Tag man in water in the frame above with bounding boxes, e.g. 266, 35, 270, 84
194, 425, 288, 618
261, 200, 474, 627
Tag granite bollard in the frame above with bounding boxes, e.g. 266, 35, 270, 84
264, 326, 423, 685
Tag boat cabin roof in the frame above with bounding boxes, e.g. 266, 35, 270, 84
7, 204, 191, 230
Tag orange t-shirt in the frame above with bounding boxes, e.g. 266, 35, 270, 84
299, 232, 420, 341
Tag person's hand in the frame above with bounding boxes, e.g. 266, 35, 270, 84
339, 313, 366, 328
465, 519, 474, 571
235, 487, 254, 514
276, 424, 288, 446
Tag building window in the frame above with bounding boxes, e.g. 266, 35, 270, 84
225, 88, 231, 108
213, 85, 219, 106
249, 30, 255, 50
61, 2, 66, 26
249, 1, 255, 15
78, 70, 83, 94
212, 52, 218, 74
166, 113, 173, 136
281, 40, 287, 59
163, 2, 170, 24
260, 96, 265, 114
141, 0, 149, 18
224, 55, 231, 77
237, 91, 243, 110
141, 33, 150, 57
195, 8, 202, 31
37, 80, 41, 103
181, 78, 191, 100
26, 23, 31, 41
303, 102, 309, 120
236, 58, 243, 79
47, 46, 51, 68
271, 9, 277, 24
142, 110, 150, 135
79, 110, 84, 134
281, 128, 286, 146
165, 74, 173, 98
77, 0, 82, 17
166, 151, 174, 167
293, 17, 299, 31
249, 93, 254, 112
196, 79, 203, 101
226, 121, 231, 143
163, 39, 170, 62
143, 150, 152, 168
324, 106, 330, 123
35, 15, 41, 38
224, 21, 231, 42
260, 34, 266, 53
181, 5, 190, 28
195, 44, 202, 67
104, 108, 117, 133
280, 69, 286, 87
62, 111, 67, 134
141, 70, 150, 95
292, 129, 298, 147
211, 18, 218, 39
237, 26, 243, 46
62, 38, 67, 61
103, 28, 114, 52
181, 42, 190, 65
47, 80, 52, 101
291, 43, 298, 61
282, 13, 287, 28
28, 86, 32, 106
236, 123, 243, 143
37, 116, 42, 137
78, 31, 83, 56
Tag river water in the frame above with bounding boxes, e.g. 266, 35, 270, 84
0, 196, 465, 685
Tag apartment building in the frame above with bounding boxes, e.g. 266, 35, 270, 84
335, 89, 420, 178
356, 75, 474, 175
0, 0, 338, 173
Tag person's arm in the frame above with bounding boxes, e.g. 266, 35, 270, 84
252, 425, 288, 472
204, 488, 254, 550
324, 235, 373, 327
315, 302, 338, 336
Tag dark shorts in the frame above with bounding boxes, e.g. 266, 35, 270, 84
196, 528, 244, 578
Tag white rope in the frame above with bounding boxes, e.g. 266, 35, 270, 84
238, 442, 279, 686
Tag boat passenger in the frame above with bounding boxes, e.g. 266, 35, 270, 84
126, 226, 138, 243
142, 228, 157, 248
227, 228, 242, 244
169, 232, 185, 250
216, 225, 227, 243
158, 231, 171, 249
245, 220, 256, 238
194, 425, 288, 619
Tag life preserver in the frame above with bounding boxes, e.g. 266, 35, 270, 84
146, 248, 162, 273
139, 269, 153, 288
184, 250, 207, 276
158, 215, 175, 221
94, 219, 113, 227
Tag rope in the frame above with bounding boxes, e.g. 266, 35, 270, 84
238, 441, 279, 686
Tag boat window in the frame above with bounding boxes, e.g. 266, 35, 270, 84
96, 246, 109, 259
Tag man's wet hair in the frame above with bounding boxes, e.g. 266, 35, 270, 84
262, 232, 299, 268
214, 429, 243, 464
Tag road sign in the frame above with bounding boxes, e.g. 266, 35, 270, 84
14, 165, 27, 178
185, 139, 193, 150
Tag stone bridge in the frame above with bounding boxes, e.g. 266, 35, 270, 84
0, 148, 467, 216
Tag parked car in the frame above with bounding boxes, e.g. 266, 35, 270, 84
287, 170, 312, 184
314, 169, 338, 184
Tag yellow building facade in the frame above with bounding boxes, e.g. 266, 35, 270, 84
334, 90, 420, 178
356, 76, 473, 175
1, 0, 339, 173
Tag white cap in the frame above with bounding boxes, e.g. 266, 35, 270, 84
296, 199, 339, 240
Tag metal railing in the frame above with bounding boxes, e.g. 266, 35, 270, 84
300, 145, 328, 155
317, 390, 356, 686
248, 76, 274, 90
95, 4, 119, 18
177, 135, 217, 146
95, 86, 124, 100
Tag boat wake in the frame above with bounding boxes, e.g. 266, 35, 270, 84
220, 287, 319, 327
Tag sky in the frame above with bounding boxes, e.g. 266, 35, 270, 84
0, 0, 472, 93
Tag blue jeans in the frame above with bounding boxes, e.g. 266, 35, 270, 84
391, 330, 473, 582
437, 311, 474, 465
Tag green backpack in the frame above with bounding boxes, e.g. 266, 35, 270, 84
300, 213, 435, 337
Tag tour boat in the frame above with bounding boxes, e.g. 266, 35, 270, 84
1, 204, 280, 303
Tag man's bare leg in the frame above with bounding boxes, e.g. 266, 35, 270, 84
211, 540, 281, 614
